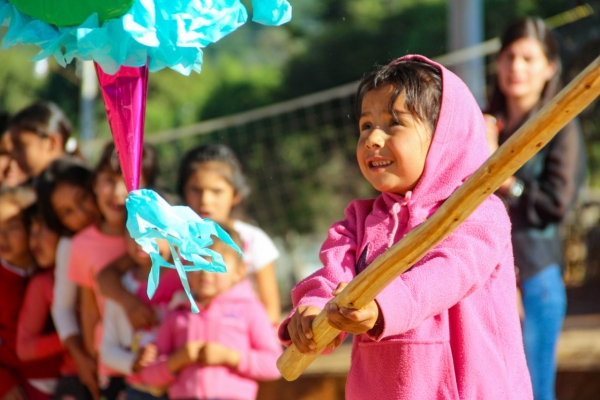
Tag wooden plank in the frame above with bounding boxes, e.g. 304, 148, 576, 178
277, 56, 600, 381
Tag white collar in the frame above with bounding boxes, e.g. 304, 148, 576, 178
1, 259, 36, 277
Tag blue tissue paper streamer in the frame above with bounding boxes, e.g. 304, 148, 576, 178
0, 0, 292, 75
126, 189, 243, 312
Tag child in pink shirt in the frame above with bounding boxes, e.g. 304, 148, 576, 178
280, 56, 533, 399
141, 227, 282, 400
101, 233, 182, 399
67, 142, 159, 400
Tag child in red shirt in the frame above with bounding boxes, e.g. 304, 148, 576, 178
0, 186, 56, 400
17, 206, 77, 399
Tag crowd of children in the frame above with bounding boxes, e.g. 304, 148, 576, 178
0, 103, 282, 400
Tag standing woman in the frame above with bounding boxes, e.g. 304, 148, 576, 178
486, 18, 586, 400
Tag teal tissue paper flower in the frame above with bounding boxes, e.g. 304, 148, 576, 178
0, 0, 292, 75
126, 189, 243, 312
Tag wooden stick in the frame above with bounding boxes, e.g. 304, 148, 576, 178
277, 55, 600, 381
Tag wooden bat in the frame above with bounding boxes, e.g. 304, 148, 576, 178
277, 55, 600, 381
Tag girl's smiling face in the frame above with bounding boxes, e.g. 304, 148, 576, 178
93, 170, 130, 233
50, 183, 101, 233
357, 85, 432, 195
29, 218, 60, 268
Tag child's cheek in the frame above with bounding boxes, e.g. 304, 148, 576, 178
12, 230, 29, 254
215, 274, 231, 293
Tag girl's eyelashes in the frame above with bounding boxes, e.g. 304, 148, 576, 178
360, 122, 373, 131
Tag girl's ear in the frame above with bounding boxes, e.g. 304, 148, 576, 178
232, 192, 243, 208
545, 61, 558, 82
46, 132, 64, 153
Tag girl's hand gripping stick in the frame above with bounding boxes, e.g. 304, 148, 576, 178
277, 55, 600, 381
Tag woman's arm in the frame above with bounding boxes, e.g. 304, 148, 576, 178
252, 262, 281, 324
17, 274, 63, 361
80, 287, 101, 357
516, 120, 586, 224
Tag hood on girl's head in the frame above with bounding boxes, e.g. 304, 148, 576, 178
393, 55, 489, 210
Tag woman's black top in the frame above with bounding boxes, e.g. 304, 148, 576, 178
498, 118, 586, 281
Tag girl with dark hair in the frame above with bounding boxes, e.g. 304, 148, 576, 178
16, 205, 67, 400
485, 18, 587, 400
9, 102, 78, 178
35, 157, 102, 400
176, 143, 281, 324
66, 142, 158, 400
281, 56, 532, 399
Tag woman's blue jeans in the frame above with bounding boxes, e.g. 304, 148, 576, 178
521, 264, 566, 400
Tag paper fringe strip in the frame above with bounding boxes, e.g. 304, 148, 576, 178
126, 189, 243, 312
0, 0, 292, 75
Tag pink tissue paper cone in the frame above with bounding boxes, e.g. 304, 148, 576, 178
95, 62, 148, 192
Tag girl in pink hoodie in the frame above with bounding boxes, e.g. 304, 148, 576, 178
140, 228, 282, 400
279, 55, 533, 400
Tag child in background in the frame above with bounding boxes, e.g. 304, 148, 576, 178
96, 143, 282, 331
16, 206, 71, 400
101, 232, 183, 400
37, 157, 102, 400
8, 102, 77, 179
0, 187, 54, 400
67, 143, 158, 400
140, 227, 282, 400
280, 56, 532, 400
177, 144, 281, 324
0, 112, 27, 188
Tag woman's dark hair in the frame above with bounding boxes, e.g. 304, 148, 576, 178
36, 157, 94, 236
95, 142, 159, 188
488, 18, 561, 118
355, 60, 443, 133
176, 143, 250, 200
9, 102, 76, 153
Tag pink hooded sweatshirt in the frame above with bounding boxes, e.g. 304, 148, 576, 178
141, 279, 281, 400
279, 55, 533, 400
